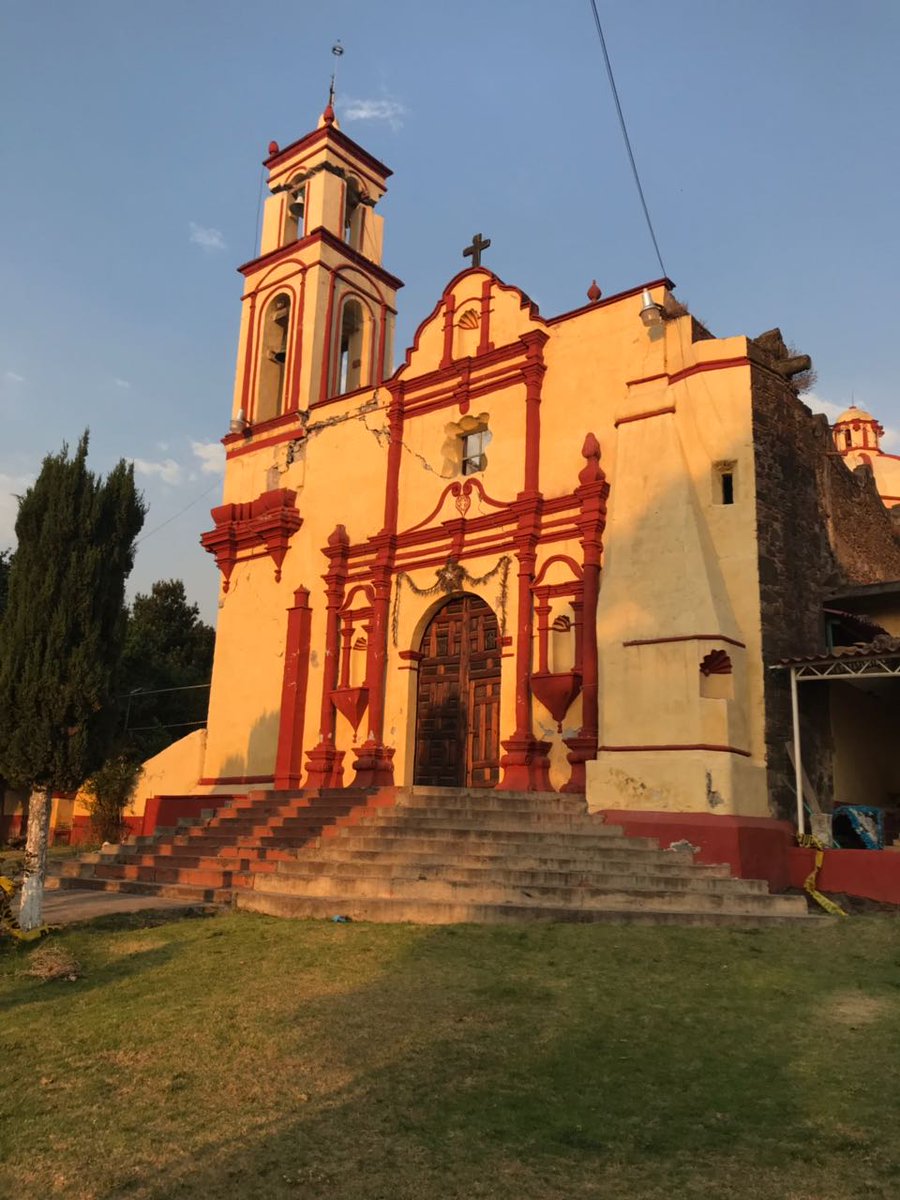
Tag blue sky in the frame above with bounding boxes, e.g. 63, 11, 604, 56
2, 1, 898, 622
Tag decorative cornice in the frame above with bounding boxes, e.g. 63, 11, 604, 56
201, 487, 302, 592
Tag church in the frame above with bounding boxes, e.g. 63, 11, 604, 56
15, 97, 900, 901
186, 98, 900, 842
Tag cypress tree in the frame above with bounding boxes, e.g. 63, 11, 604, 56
0, 433, 145, 929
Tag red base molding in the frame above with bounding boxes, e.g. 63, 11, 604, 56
499, 735, 553, 792
788, 847, 900, 905
561, 734, 596, 794
597, 809, 795, 891
304, 744, 346, 790
351, 741, 395, 788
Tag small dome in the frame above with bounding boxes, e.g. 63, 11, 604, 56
834, 403, 877, 425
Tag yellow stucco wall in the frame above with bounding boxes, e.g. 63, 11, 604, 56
196, 263, 770, 817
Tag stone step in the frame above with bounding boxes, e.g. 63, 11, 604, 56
236, 890, 819, 928
395, 791, 587, 814
253, 870, 795, 913
271, 858, 760, 892
295, 844, 703, 870
349, 810, 613, 830
322, 829, 662, 854
54, 874, 231, 904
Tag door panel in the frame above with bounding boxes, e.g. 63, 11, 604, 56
414, 595, 501, 788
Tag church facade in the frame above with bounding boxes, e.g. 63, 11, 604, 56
180, 102, 900, 840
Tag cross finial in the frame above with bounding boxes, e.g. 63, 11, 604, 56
463, 232, 491, 268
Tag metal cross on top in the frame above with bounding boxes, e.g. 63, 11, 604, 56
463, 232, 491, 268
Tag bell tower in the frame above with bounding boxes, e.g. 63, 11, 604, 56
230, 98, 402, 429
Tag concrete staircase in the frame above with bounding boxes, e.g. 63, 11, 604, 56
51, 786, 814, 926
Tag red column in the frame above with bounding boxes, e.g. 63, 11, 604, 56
499, 520, 552, 792
274, 587, 312, 790
351, 396, 402, 788
563, 434, 610, 793
305, 526, 349, 789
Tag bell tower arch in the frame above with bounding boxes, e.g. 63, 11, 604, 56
230, 97, 402, 428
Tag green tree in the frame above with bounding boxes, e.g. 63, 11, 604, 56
119, 579, 215, 760
0, 434, 145, 929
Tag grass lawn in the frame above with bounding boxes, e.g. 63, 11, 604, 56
1, 911, 899, 1200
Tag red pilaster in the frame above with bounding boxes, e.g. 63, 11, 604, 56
440, 292, 456, 368
520, 330, 548, 495
240, 291, 258, 418
274, 587, 312, 789
563, 433, 610, 793
305, 525, 349, 788
352, 543, 396, 787
318, 267, 337, 403
477, 278, 493, 356
286, 268, 306, 412
499, 511, 552, 792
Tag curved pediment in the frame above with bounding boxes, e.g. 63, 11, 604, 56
395, 268, 548, 381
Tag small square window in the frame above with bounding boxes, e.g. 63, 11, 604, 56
462, 430, 488, 476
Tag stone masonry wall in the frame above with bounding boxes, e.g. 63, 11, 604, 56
751, 356, 900, 819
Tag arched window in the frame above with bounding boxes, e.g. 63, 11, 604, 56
256, 292, 291, 422
335, 299, 367, 395
284, 183, 305, 244
343, 177, 364, 250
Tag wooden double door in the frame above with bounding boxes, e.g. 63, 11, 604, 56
414, 595, 501, 788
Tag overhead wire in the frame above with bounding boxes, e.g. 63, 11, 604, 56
586, 0, 668, 280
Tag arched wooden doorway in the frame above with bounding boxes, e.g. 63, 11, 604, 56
413, 594, 501, 788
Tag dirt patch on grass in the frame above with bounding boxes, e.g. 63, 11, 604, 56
824, 990, 889, 1025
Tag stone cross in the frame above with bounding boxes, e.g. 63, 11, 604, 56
463, 232, 491, 268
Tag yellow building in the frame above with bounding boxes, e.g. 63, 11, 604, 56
85, 100, 900, 869
831, 403, 900, 508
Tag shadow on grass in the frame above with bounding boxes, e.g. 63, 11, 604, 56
92, 920, 887, 1200
0, 909, 215, 1014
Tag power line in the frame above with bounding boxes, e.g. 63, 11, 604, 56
134, 479, 221, 546
587, 0, 668, 280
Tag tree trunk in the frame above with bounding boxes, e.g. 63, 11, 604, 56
18, 787, 50, 931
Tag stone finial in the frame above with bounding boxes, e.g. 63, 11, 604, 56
268, 140, 279, 156
587, 280, 602, 303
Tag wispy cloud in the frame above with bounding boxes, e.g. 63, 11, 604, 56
133, 457, 183, 486
342, 96, 406, 131
4, 371, 25, 384
191, 440, 225, 475
113, 377, 132, 390
189, 221, 226, 253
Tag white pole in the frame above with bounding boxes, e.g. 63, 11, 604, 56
790, 667, 805, 837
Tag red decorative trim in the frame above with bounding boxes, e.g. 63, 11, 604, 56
599, 743, 752, 758
320, 267, 337, 402
700, 649, 733, 676
499, 735, 553, 791
623, 634, 746, 649
398, 650, 425, 662
196, 775, 274, 786
614, 406, 676, 428
478, 277, 493, 356
669, 356, 750, 385
531, 670, 582, 730
351, 741, 395, 788
263, 124, 393, 184
624, 371, 668, 388
238, 227, 403, 292
274, 587, 312, 789
331, 685, 369, 733
201, 488, 302, 591
624, 356, 750, 391
547, 278, 675, 326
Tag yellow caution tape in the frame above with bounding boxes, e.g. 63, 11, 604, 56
796, 837, 848, 917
